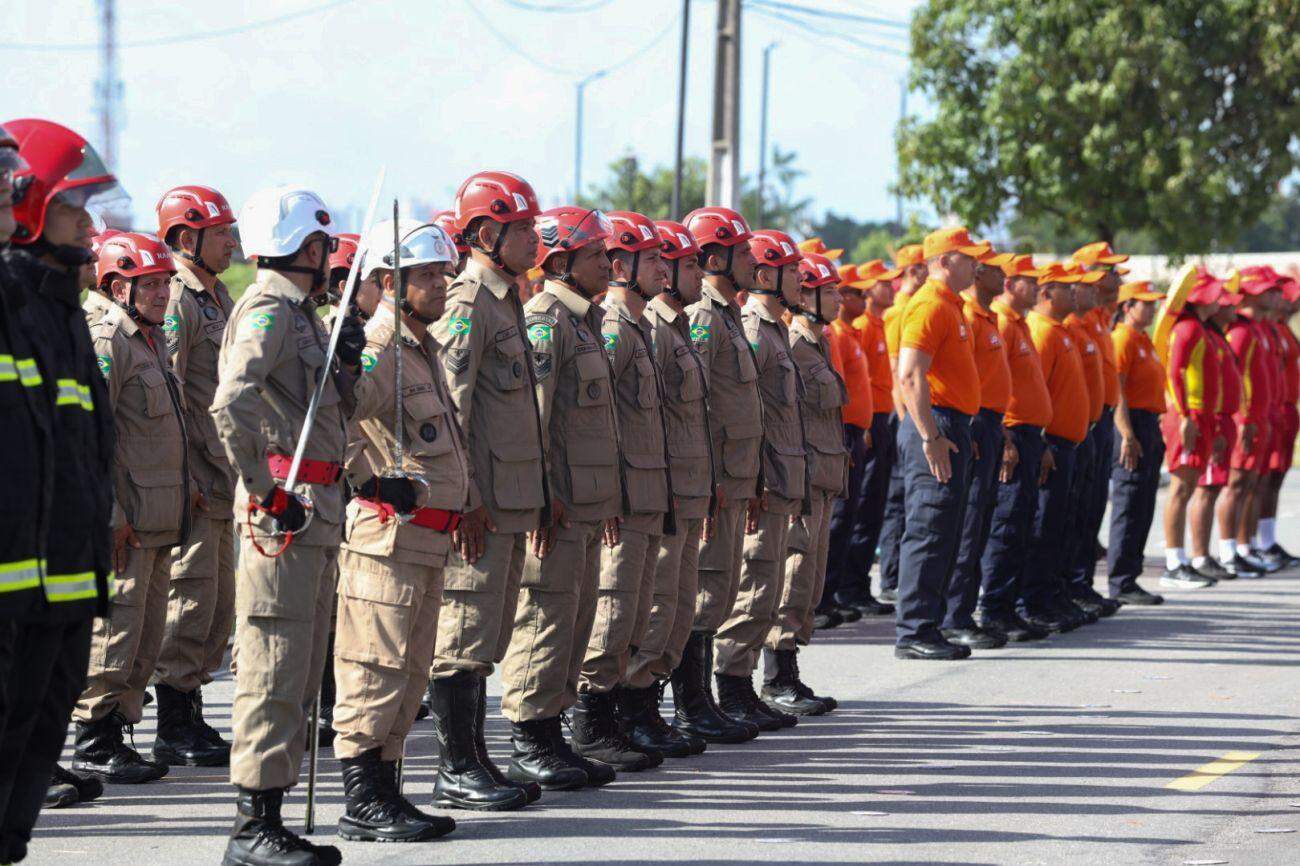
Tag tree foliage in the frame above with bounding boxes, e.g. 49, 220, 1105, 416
897, 0, 1300, 253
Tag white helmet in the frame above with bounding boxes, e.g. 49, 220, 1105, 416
360, 219, 459, 280
238, 185, 335, 259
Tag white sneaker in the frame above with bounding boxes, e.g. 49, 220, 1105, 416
1160, 569, 1215, 589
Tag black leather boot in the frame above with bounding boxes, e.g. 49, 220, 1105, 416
429, 672, 528, 811
153, 683, 230, 766
761, 648, 831, 716
193, 686, 232, 749
477, 686, 542, 803
549, 716, 615, 786
378, 758, 456, 833
716, 674, 791, 732
571, 690, 662, 771
338, 748, 454, 842
507, 719, 588, 789
72, 711, 168, 784
221, 787, 338, 866
317, 632, 336, 749
618, 683, 703, 758
670, 631, 757, 743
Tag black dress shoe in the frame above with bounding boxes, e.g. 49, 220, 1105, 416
1020, 608, 1073, 634
833, 590, 895, 616
1115, 584, 1164, 605
978, 611, 1048, 642
812, 607, 843, 630
894, 638, 971, 660
942, 627, 1008, 649
833, 605, 862, 623
1096, 597, 1121, 617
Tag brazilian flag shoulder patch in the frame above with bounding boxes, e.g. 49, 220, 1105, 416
448, 316, 472, 337
689, 323, 710, 343
162, 314, 180, 334
96, 355, 112, 378
603, 331, 619, 354
249, 311, 276, 332
360, 351, 378, 372
527, 322, 553, 344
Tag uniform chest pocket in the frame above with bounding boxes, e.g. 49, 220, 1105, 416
575, 348, 610, 407
136, 367, 174, 418
635, 355, 659, 409
674, 346, 704, 402
493, 332, 527, 391
730, 333, 758, 382
810, 362, 846, 410
404, 389, 454, 457
299, 342, 339, 408
761, 355, 796, 405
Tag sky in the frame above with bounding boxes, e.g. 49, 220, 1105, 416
1, 0, 926, 232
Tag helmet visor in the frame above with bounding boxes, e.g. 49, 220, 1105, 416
384, 224, 459, 268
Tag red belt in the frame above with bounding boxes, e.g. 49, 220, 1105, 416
267, 453, 343, 486
356, 497, 462, 534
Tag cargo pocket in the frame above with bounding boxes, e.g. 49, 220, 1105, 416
336, 567, 415, 670
810, 362, 846, 410
404, 390, 455, 459
666, 420, 711, 498
568, 438, 620, 504
137, 367, 173, 418
674, 347, 704, 402
634, 356, 659, 409
731, 334, 757, 382
765, 442, 808, 500
624, 451, 669, 513
124, 466, 186, 533
721, 422, 762, 479
489, 439, 546, 510
575, 350, 611, 407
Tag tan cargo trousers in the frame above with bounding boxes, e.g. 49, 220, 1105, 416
768, 489, 832, 650
228, 537, 335, 791
74, 545, 174, 724
714, 499, 796, 678
155, 514, 236, 691
430, 531, 526, 679
580, 514, 661, 694
332, 550, 443, 761
626, 517, 702, 689
500, 519, 602, 722
692, 502, 744, 632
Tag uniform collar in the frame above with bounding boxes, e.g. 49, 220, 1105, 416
702, 282, 739, 310
103, 296, 143, 338
921, 278, 963, 307
369, 303, 422, 348
1028, 309, 1067, 330
963, 293, 997, 322
649, 294, 681, 322
991, 298, 1023, 322
465, 257, 516, 301
603, 292, 645, 328
743, 294, 783, 323
790, 315, 819, 344
543, 279, 592, 318
173, 259, 227, 298
254, 268, 312, 304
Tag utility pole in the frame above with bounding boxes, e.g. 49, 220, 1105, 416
574, 69, 607, 201
95, 0, 126, 226
671, 0, 691, 219
706, 0, 741, 211
896, 76, 907, 228
757, 42, 778, 226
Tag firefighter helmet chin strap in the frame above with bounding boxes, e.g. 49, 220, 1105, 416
263, 236, 330, 295
700, 244, 737, 286
112, 277, 146, 323
177, 227, 218, 276
749, 264, 788, 303
27, 235, 95, 271
610, 250, 651, 301
400, 296, 434, 325
799, 286, 829, 325
664, 258, 683, 301
468, 220, 520, 277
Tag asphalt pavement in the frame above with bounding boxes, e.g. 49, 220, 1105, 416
26, 480, 1300, 866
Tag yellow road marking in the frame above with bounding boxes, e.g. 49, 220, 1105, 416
1166, 751, 1261, 791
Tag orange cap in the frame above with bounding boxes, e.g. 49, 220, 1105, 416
894, 243, 925, 268
922, 227, 991, 261
1073, 241, 1130, 266
836, 263, 861, 288
1035, 263, 1075, 286
854, 258, 902, 287
1058, 261, 1104, 284
989, 252, 1037, 278
798, 237, 844, 260
1117, 281, 1163, 303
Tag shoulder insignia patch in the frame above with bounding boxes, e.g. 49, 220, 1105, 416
162, 314, 179, 334
526, 320, 553, 344
445, 346, 471, 374
360, 351, 378, 372
690, 323, 710, 343
249, 311, 275, 332
749, 340, 760, 353
603, 331, 619, 354
96, 355, 111, 378
448, 316, 472, 337
533, 352, 553, 381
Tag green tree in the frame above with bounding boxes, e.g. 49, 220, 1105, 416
897, 0, 1300, 254
1236, 183, 1300, 251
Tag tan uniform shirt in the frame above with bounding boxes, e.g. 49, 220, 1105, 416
92, 302, 190, 547
83, 290, 114, 328
430, 258, 547, 534
164, 262, 237, 518
524, 280, 623, 523
687, 284, 763, 502
343, 305, 471, 567
788, 316, 848, 495
601, 293, 671, 525
742, 297, 807, 514
211, 270, 349, 547
646, 294, 713, 521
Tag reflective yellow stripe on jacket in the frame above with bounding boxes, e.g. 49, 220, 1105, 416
0, 558, 43, 594
44, 570, 100, 603
0, 354, 43, 387
56, 378, 94, 411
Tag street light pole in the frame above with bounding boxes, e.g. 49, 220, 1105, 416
757, 41, 778, 225
575, 69, 608, 200
671, 0, 691, 219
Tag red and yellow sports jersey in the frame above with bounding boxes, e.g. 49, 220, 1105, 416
1067, 313, 1105, 423
1027, 310, 1089, 442
1227, 315, 1275, 423
1271, 320, 1299, 405
993, 300, 1052, 429
1112, 321, 1165, 413
852, 310, 893, 415
1167, 312, 1219, 419
1205, 326, 1241, 417
963, 295, 1012, 413
827, 318, 873, 426
900, 279, 980, 416
1089, 307, 1121, 407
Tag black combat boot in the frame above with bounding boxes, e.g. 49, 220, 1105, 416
429, 672, 529, 811
153, 683, 230, 767
378, 758, 456, 833
72, 711, 168, 784
761, 648, 831, 716
317, 633, 336, 749
43, 771, 79, 808
338, 748, 454, 843
549, 716, 615, 786
51, 764, 104, 803
571, 690, 662, 771
222, 787, 338, 866
476, 686, 542, 803
619, 683, 703, 758
716, 674, 792, 732
193, 686, 233, 749
507, 719, 589, 790
670, 631, 758, 744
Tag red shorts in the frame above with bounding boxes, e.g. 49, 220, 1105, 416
1199, 413, 1236, 488
1266, 403, 1298, 473
1163, 410, 1213, 472
1230, 416, 1273, 473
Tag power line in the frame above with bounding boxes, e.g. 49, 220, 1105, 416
746, 0, 910, 32
0, 0, 366, 51
748, 5, 909, 59
499, 0, 615, 12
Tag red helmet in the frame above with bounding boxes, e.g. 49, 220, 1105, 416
5, 118, 126, 244
535, 206, 612, 267
432, 209, 468, 254
156, 184, 235, 240
799, 253, 839, 289
655, 219, 699, 261
96, 232, 177, 288
604, 211, 661, 254
91, 228, 123, 255
750, 229, 802, 268
452, 170, 540, 232
684, 206, 752, 249
0, 123, 27, 173
330, 232, 360, 273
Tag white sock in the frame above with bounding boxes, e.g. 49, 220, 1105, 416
1218, 538, 1237, 562
1166, 548, 1187, 570
1192, 556, 1209, 569
1255, 518, 1276, 550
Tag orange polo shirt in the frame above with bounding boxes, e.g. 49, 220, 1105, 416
900, 279, 980, 416
1113, 321, 1166, 414
1089, 307, 1121, 407
993, 299, 1052, 429
827, 318, 873, 426
1067, 313, 1105, 423
963, 294, 1012, 414
883, 288, 914, 361
1028, 310, 1089, 443
852, 309, 893, 415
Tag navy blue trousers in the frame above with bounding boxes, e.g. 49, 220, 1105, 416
943, 408, 1004, 630
1020, 435, 1077, 615
1106, 409, 1165, 595
1060, 425, 1098, 599
980, 424, 1045, 617
1068, 407, 1115, 593
895, 408, 972, 643
823, 422, 869, 603
877, 414, 905, 593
